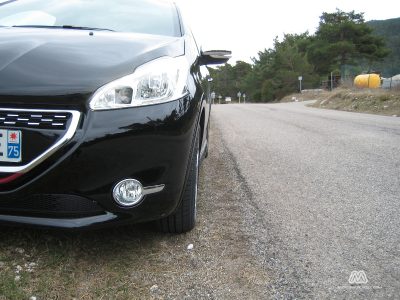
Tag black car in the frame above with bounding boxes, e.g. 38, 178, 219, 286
0, 0, 230, 233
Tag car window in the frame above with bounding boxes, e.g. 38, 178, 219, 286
0, 0, 181, 37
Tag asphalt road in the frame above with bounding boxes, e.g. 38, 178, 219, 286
211, 102, 400, 299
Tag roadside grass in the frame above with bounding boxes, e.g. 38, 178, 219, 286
0, 226, 153, 299
0, 224, 193, 299
283, 88, 400, 117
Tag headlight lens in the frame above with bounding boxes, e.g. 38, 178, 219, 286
90, 56, 189, 110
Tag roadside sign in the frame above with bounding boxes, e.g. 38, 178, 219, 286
298, 76, 303, 92
237, 92, 242, 103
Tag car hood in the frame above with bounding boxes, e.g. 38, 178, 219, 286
0, 28, 184, 97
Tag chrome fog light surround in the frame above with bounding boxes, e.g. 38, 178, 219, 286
113, 179, 165, 207
113, 179, 143, 207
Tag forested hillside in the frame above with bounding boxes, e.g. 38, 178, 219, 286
368, 18, 400, 77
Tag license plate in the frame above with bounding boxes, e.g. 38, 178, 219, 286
0, 130, 22, 162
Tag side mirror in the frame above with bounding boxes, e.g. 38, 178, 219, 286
199, 50, 231, 66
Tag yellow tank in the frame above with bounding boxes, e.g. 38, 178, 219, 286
354, 74, 381, 89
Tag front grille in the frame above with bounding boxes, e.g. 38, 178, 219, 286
0, 111, 71, 130
0, 194, 105, 218
0, 173, 12, 180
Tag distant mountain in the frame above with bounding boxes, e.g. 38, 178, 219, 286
367, 17, 400, 77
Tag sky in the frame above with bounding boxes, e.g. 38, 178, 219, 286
175, 0, 400, 64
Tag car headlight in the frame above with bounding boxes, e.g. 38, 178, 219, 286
89, 56, 189, 110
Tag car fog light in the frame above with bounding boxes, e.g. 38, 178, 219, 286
113, 179, 143, 207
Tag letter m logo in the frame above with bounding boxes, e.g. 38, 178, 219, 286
348, 271, 368, 284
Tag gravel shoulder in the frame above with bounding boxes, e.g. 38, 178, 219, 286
0, 122, 269, 300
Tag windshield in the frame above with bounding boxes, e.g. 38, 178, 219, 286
0, 0, 181, 36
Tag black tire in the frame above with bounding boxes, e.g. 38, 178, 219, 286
157, 128, 199, 233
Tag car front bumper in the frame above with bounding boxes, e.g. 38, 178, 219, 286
0, 95, 199, 229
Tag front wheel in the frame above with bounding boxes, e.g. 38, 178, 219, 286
157, 128, 199, 233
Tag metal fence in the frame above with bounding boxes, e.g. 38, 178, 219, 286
321, 74, 400, 90
382, 77, 400, 90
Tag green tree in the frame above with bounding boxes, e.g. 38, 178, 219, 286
251, 34, 319, 101
246, 49, 275, 101
208, 61, 252, 100
272, 34, 319, 98
308, 9, 389, 76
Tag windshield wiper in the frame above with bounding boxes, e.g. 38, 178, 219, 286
61, 25, 115, 31
12, 25, 115, 31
